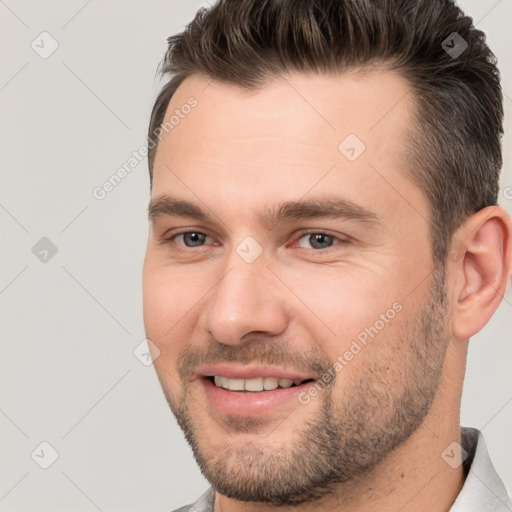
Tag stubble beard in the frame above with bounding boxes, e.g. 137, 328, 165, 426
158, 265, 449, 506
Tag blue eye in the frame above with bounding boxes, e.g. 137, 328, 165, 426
175, 232, 210, 247
297, 233, 338, 249
168, 231, 343, 251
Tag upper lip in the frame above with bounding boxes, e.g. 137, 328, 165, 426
197, 364, 314, 381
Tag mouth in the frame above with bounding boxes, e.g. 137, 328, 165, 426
196, 366, 318, 418
207, 375, 314, 392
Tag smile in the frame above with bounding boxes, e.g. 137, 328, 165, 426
210, 375, 312, 392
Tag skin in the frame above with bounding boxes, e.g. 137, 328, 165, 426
142, 70, 512, 511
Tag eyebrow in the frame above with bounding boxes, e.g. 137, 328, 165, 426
148, 194, 380, 229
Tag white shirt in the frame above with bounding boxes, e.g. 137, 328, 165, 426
173, 427, 511, 511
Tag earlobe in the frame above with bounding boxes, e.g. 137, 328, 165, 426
449, 206, 512, 340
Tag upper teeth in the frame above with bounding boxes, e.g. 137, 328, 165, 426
213, 376, 303, 392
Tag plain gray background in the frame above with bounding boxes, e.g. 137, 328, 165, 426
1, 1, 511, 510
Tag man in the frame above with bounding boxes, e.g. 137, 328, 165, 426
142, 0, 512, 510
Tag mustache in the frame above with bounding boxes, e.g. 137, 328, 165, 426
177, 339, 333, 382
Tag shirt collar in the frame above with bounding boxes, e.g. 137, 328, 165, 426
449, 427, 511, 511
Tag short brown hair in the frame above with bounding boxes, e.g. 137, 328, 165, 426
147, 0, 503, 263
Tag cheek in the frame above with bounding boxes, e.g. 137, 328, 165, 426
279, 264, 405, 353
142, 261, 207, 361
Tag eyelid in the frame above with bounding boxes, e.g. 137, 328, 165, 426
159, 228, 349, 250
288, 230, 351, 250
159, 228, 217, 246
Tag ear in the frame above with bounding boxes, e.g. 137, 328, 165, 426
448, 206, 512, 340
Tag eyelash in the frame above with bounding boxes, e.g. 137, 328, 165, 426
164, 230, 347, 251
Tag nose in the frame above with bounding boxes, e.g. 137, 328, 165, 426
198, 254, 288, 345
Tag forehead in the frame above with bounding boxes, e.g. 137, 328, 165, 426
156, 69, 414, 153
151, 69, 425, 227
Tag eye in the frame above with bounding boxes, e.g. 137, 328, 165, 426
296, 232, 341, 250
172, 231, 213, 247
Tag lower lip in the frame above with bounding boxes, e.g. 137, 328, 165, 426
200, 377, 312, 417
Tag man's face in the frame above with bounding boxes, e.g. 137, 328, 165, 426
143, 71, 450, 504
